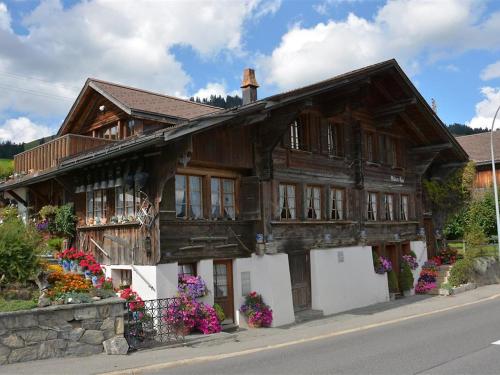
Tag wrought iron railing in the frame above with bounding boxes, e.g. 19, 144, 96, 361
124, 297, 184, 350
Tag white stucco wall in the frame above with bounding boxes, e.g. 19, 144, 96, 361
310, 246, 389, 316
234, 254, 295, 327
197, 259, 214, 305
106, 263, 178, 300
410, 240, 428, 288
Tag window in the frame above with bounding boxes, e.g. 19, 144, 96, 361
400, 194, 409, 221
331, 188, 345, 220
289, 120, 301, 150
175, 174, 203, 219
378, 135, 386, 164
367, 192, 378, 221
383, 194, 394, 221
366, 132, 376, 162
86, 189, 107, 221
376, 134, 398, 166
306, 186, 321, 220
178, 263, 196, 277
326, 123, 343, 157
279, 184, 296, 220
211, 177, 236, 220
115, 185, 139, 218
103, 125, 119, 140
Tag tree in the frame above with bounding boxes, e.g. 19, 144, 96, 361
189, 95, 242, 109
447, 123, 488, 136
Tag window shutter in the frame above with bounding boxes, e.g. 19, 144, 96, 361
239, 176, 261, 220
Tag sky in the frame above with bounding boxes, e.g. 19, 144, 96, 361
0, 0, 499, 143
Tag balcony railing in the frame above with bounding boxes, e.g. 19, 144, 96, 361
14, 134, 116, 174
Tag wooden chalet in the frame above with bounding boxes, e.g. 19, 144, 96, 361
456, 132, 498, 190
0, 59, 467, 325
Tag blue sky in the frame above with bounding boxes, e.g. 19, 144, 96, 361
0, 0, 499, 143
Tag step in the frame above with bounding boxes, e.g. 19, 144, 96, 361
427, 288, 440, 295
294, 309, 324, 323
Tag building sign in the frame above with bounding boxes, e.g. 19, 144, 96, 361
390, 175, 405, 184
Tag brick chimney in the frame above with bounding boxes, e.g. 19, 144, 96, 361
241, 68, 259, 105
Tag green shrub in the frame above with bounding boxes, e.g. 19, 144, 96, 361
54, 204, 77, 239
372, 251, 381, 272
399, 262, 414, 292
465, 191, 497, 237
387, 270, 399, 293
214, 303, 225, 323
46, 237, 64, 253
0, 218, 42, 283
444, 210, 466, 240
448, 259, 474, 287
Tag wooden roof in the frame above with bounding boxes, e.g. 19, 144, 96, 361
58, 79, 221, 135
456, 132, 498, 164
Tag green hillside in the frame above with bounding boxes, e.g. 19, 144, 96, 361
0, 159, 13, 178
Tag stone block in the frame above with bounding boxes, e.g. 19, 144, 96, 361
2, 334, 24, 349
69, 327, 85, 342
8, 346, 38, 363
37, 339, 67, 360
66, 341, 103, 357
110, 303, 127, 318
74, 307, 97, 320
115, 317, 124, 335
19, 328, 56, 343
0, 344, 11, 365
103, 336, 129, 355
79, 330, 104, 345
0, 314, 38, 329
39, 311, 73, 327
81, 319, 102, 330
97, 305, 111, 319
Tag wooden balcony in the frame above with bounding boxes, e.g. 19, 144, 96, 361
14, 134, 116, 174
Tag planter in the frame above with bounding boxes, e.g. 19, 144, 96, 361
175, 325, 192, 336
389, 292, 397, 301
248, 321, 262, 328
403, 289, 415, 297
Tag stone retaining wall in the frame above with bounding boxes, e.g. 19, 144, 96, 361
0, 298, 126, 365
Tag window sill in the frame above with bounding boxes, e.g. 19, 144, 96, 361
366, 161, 381, 167
364, 221, 419, 225
288, 148, 312, 155
77, 222, 141, 230
271, 220, 357, 225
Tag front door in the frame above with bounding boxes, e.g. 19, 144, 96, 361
288, 252, 311, 312
213, 259, 234, 322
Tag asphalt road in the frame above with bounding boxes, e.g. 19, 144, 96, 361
150, 297, 500, 375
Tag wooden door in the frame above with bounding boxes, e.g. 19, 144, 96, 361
288, 252, 311, 312
213, 259, 234, 322
386, 244, 400, 277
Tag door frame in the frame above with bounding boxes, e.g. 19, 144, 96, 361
213, 259, 235, 323
287, 250, 312, 312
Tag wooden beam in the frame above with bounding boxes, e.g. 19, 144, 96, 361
374, 97, 417, 118
6, 190, 27, 207
399, 112, 429, 143
412, 143, 452, 153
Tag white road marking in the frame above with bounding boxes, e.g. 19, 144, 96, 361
491, 340, 500, 345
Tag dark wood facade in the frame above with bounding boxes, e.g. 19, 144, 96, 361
1, 61, 467, 273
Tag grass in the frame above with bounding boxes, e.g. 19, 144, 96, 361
447, 241, 498, 259
0, 298, 38, 312
0, 159, 13, 178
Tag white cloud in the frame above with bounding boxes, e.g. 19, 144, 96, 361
0, 2, 11, 32
442, 64, 460, 73
0, 0, 272, 120
252, 0, 282, 19
481, 61, 500, 81
468, 87, 500, 129
259, 0, 500, 90
191, 82, 239, 100
0, 117, 53, 143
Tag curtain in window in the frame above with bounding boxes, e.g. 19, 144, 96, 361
175, 175, 187, 218
387, 195, 394, 220
401, 195, 409, 220
86, 191, 94, 220
211, 178, 221, 218
336, 189, 344, 219
115, 187, 124, 217
125, 186, 134, 217
189, 176, 202, 219
223, 179, 235, 219
369, 193, 377, 220
279, 184, 286, 218
287, 185, 296, 219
